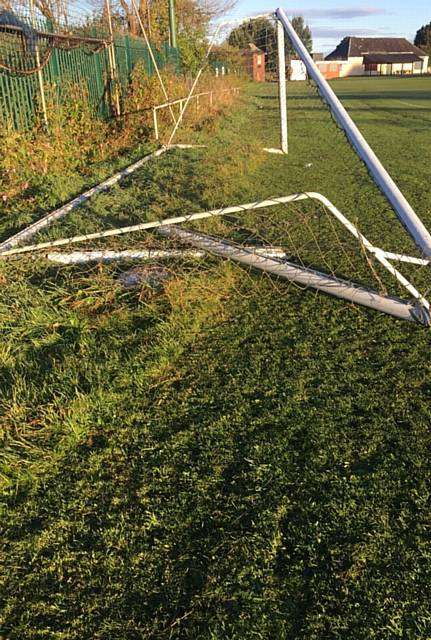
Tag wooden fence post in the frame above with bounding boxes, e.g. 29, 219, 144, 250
29, 0, 49, 130
105, 0, 121, 116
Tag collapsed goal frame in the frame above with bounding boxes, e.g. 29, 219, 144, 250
0, 8, 430, 326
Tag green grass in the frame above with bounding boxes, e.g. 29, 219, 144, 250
1, 76, 431, 639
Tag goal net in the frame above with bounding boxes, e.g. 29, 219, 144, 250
1, 8, 430, 325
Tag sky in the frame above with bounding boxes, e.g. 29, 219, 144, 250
225, 0, 431, 53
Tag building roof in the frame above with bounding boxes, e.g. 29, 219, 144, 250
326, 37, 426, 61
363, 53, 423, 64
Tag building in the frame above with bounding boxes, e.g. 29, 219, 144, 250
315, 60, 344, 79
241, 43, 265, 82
289, 59, 307, 81
325, 37, 429, 77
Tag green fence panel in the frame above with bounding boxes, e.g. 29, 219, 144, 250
112, 35, 181, 101
0, 71, 36, 130
114, 35, 133, 95
0, 11, 180, 131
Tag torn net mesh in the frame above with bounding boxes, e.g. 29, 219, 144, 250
0, 3, 110, 76
6, 190, 429, 308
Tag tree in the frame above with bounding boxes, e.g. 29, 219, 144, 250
228, 17, 275, 54
107, 0, 233, 71
414, 22, 431, 56
3, 0, 70, 22
113, 0, 165, 39
199, 0, 236, 19
227, 17, 277, 67
288, 16, 312, 56
227, 15, 312, 70
110, 0, 235, 39
175, 0, 208, 72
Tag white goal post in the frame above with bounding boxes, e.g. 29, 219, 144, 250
275, 7, 431, 258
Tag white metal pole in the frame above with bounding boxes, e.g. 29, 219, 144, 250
153, 108, 159, 140
277, 19, 288, 154
275, 7, 431, 257
158, 226, 426, 325
46, 246, 288, 264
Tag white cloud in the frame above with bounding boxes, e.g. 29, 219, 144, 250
313, 26, 383, 39
284, 5, 387, 19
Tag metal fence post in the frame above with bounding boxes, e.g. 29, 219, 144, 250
47, 19, 60, 84
92, 27, 106, 117
153, 107, 159, 140
168, 0, 177, 48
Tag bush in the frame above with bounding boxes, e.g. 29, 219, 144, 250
0, 70, 241, 213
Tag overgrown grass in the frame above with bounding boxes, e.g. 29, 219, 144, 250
0, 69, 238, 238
1, 77, 431, 639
